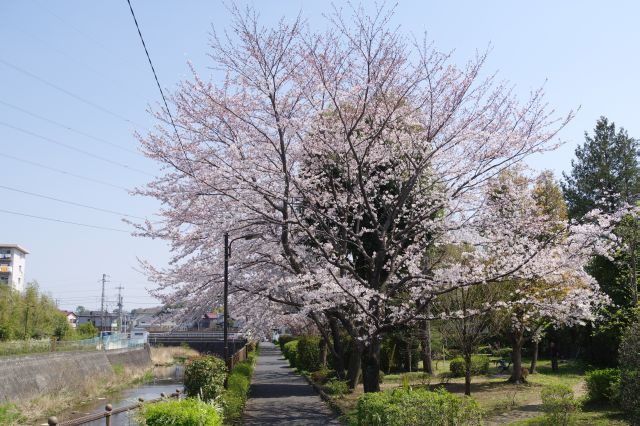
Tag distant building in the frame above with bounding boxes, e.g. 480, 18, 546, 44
76, 311, 119, 332
0, 244, 29, 292
60, 310, 77, 329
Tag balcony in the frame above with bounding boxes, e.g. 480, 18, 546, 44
0, 265, 12, 273
0, 253, 11, 260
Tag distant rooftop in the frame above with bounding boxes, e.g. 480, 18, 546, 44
0, 244, 29, 254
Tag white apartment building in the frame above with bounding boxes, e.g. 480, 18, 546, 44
0, 244, 29, 292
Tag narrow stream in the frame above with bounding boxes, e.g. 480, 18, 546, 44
38, 365, 185, 426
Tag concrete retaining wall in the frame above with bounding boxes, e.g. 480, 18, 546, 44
0, 346, 152, 403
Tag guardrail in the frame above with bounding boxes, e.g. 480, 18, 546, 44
0, 335, 146, 357
47, 390, 182, 426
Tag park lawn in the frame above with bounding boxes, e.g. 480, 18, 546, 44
330, 358, 630, 425
510, 406, 629, 426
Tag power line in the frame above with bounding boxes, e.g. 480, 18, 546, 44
0, 58, 143, 128
0, 184, 145, 219
0, 153, 128, 191
125, 0, 185, 151
0, 99, 140, 155
0, 121, 153, 176
0, 208, 131, 233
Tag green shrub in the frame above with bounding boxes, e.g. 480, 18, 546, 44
184, 355, 226, 402
619, 318, 640, 422
278, 334, 296, 351
296, 335, 322, 372
449, 356, 490, 377
493, 347, 512, 358
311, 367, 335, 384
142, 398, 222, 426
585, 368, 620, 404
323, 378, 349, 395
356, 388, 482, 425
540, 384, 579, 426
283, 340, 299, 367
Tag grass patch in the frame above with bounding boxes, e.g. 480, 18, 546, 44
0, 403, 26, 425
150, 346, 200, 366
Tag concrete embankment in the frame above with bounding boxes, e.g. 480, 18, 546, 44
0, 346, 152, 403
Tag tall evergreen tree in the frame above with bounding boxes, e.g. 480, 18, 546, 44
562, 116, 639, 218
562, 117, 640, 365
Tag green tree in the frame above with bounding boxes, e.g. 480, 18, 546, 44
562, 116, 640, 365
562, 116, 639, 218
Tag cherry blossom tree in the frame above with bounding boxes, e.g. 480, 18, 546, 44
131, 4, 616, 392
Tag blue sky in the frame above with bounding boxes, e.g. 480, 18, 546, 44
1, 1, 639, 312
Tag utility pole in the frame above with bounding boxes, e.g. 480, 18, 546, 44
116, 285, 124, 333
100, 274, 108, 333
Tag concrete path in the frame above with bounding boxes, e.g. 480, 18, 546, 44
243, 342, 342, 425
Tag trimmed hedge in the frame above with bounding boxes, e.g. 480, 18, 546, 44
183, 355, 226, 402
278, 334, 296, 351
142, 398, 222, 426
221, 360, 254, 421
297, 335, 321, 372
356, 388, 482, 425
283, 340, 299, 367
585, 368, 620, 404
449, 356, 490, 377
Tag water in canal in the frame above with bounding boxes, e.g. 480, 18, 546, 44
39, 365, 185, 426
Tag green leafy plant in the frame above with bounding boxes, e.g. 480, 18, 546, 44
449, 356, 490, 377
585, 368, 620, 404
310, 367, 335, 384
323, 378, 349, 395
355, 388, 482, 425
183, 355, 226, 402
141, 398, 222, 426
540, 384, 579, 426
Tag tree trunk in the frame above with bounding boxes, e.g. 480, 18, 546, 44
421, 319, 433, 374
347, 342, 362, 390
630, 236, 638, 305
406, 339, 412, 373
530, 340, 539, 374
464, 353, 472, 396
362, 339, 381, 393
550, 340, 559, 372
509, 332, 524, 383
319, 336, 328, 368
328, 317, 345, 379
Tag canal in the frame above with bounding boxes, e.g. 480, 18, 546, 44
39, 365, 185, 426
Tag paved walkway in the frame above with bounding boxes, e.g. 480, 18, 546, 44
243, 342, 341, 425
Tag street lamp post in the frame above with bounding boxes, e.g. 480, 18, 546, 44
223, 232, 230, 373
223, 232, 261, 375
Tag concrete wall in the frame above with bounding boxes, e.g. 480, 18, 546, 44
0, 346, 151, 403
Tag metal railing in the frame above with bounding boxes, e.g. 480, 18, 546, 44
230, 344, 249, 370
0, 335, 146, 357
47, 390, 182, 426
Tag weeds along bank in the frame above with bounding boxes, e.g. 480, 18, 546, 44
0, 346, 152, 422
